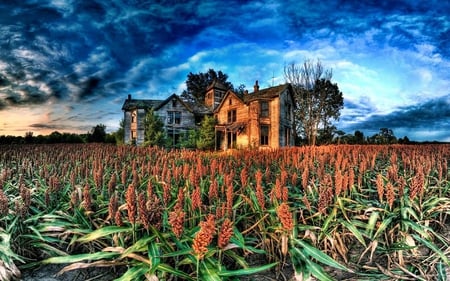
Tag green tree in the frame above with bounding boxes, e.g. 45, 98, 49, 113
196, 115, 216, 150
284, 59, 344, 146
179, 129, 199, 149
89, 124, 107, 142
115, 118, 125, 145
143, 108, 166, 147
354, 130, 365, 144
181, 69, 234, 103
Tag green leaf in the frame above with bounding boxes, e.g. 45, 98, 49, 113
114, 264, 149, 281
292, 237, 348, 271
77, 226, 132, 243
42, 251, 119, 264
147, 241, 160, 273
436, 262, 447, 281
373, 215, 394, 239
366, 211, 379, 238
122, 235, 156, 255
304, 258, 334, 281
219, 262, 278, 277
341, 220, 366, 247
412, 234, 450, 265
156, 263, 194, 280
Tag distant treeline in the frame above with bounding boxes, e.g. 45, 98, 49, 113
0, 124, 118, 145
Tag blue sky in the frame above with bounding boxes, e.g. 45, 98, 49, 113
0, 0, 449, 141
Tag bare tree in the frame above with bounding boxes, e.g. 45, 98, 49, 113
284, 59, 343, 146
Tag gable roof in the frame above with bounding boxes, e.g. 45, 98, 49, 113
213, 89, 245, 113
154, 94, 192, 112
122, 94, 213, 115
206, 79, 228, 91
243, 83, 293, 102
122, 98, 163, 111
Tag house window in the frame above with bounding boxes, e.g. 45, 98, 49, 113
284, 127, 291, 146
131, 130, 136, 140
227, 132, 237, 149
260, 101, 269, 118
227, 109, 236, 123
285, 102, 291, 120
131, 112, 137, 123
172, 99, 177, 108
260, 125, 269, 146
168, 111, 181, 125
229, 98, 232, 105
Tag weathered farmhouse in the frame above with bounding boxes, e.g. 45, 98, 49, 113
214, 81, 295, 149
122, 81, 295, 149
122, 94, 209, 145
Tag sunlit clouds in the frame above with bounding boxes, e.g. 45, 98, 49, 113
0, 0, 448, 141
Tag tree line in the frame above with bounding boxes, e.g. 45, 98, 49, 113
0, 59, 416, 146
0, 124, 117, 145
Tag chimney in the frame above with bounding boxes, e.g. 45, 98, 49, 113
253, 80, 259, 93
128, 94, 131, 100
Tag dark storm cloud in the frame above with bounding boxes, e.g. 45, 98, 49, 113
344, 94, 450, 139
284, 0, 449, 54
0, 0, 199, 108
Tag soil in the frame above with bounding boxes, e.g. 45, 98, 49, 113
20, 264, 125, 281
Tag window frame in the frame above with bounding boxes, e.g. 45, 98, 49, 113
227, 109, 237, 123
260, 101, 269, 118
260, 125, 269, 146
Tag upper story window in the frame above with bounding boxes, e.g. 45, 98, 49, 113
131, 112, 137, 123
285, 102, 291, 120
168, 111, 181, 125
260, 101, 269, 118
229, 98, 232, 105
172, 99, 177, 108
227, 109, 237, 123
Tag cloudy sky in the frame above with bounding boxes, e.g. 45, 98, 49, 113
0, 0, 449, 141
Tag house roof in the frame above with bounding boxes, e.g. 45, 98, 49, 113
206, 79, 228, 91
121, 98, 163, 111
122, 94, 213, 115
213, 83, 294, 113
243, 83, 292, 102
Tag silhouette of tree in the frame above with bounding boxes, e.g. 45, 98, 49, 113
181, 69, 233, 103
89, 124, 107, 143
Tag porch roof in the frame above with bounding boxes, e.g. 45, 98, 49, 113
216, 122, 247, 132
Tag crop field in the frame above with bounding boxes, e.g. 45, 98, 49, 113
0, 143, 449, 280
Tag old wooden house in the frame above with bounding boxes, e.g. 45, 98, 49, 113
122, 94, 208, 145
214, 81, 295, 149
122, 80, 295, 149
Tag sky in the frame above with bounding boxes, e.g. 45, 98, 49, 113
0, 0, 449, 142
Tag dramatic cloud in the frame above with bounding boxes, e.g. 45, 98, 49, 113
0, 0, 448, 141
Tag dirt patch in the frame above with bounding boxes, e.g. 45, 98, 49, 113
20, 264, 125, 281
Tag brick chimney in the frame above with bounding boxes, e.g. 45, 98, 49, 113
128, 94, 131, 100
253, 80, 259, 93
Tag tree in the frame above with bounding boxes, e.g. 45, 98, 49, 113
181, 69, 234, 103
143, 108, 166, 147
89, 124, 107, 142
284, 59, 344, 146
115, 118, 125, 145
368, 128, 397, 144
354, 130, 365, 144
196, 115, 216, 150
24, 131, 34, 144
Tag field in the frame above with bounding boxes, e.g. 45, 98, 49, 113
0, 143, 449, 280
